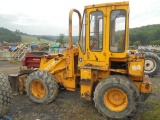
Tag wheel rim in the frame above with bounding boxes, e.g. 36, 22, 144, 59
145, 58, 156, 73
30, 80, 46, 99
104, 88, 128, 112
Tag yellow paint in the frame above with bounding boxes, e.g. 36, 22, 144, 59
80, 69, 93, 100
30, 80, 46, 99
141, 83, 152, 93
128, 60, 144, 76
104, 88, 128, 112
37, 1, 152, 103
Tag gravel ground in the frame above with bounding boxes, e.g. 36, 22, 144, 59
0, 60, 160, 120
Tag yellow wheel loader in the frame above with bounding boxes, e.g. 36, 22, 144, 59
25, 2, 152, 119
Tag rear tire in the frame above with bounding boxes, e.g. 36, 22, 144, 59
26, 70, 58, 104
94, 75, 140, 119
0, 73, 12, 118
144, 52, 160, 77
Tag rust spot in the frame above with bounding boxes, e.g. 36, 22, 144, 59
94, 55, 98, 61
80, 79, 92, 86
145, 83, 150, 89
143, 75, 152, 84
84, 91, 91, 101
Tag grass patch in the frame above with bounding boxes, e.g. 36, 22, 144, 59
21, 35, 52, 44
142, 100, 160, 120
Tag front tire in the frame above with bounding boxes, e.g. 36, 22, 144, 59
94, 75, 140, 119
26, 70, 58, 104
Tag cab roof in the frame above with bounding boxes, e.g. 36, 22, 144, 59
84, 1, 129, 9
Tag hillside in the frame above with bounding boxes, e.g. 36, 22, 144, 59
129, 24, 160, 45
0, 24, 160, 45
20, 35, 53, 44
0, 27, 21, 43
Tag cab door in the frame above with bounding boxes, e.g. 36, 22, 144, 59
107, 4, 129, 58
85, 7, 107, 66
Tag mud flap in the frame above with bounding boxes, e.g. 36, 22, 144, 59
8, 74, 19, 95
140, 75, 152, 102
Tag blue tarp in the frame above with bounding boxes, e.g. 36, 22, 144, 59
10, 46, 17, 51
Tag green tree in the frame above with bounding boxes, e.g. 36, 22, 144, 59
37, 37, 40, 41
134, 40, 141, 48
56, 34, 65, 44
149, 40, 160, 46
0, 27, 21, 43
129, 24, 160, 46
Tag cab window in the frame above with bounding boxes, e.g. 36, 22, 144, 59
110, 10, 126, 52
90, 11, 103, 51
79, 11, 86, 54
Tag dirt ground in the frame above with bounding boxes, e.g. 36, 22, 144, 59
0, 61, 160, 120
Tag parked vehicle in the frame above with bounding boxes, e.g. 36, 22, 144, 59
22, 51, 48, 69
9, 2, 153, 119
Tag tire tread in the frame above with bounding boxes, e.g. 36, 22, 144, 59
0, 73, 12, 118
25, 70, 58, 104
93, 75, 140, 119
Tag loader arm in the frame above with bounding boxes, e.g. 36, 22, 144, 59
39, 9, 82, 91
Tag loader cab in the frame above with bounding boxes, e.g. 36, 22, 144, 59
78, 2, 129, 68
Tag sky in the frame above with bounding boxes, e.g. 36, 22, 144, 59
0, 0, 159, 36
